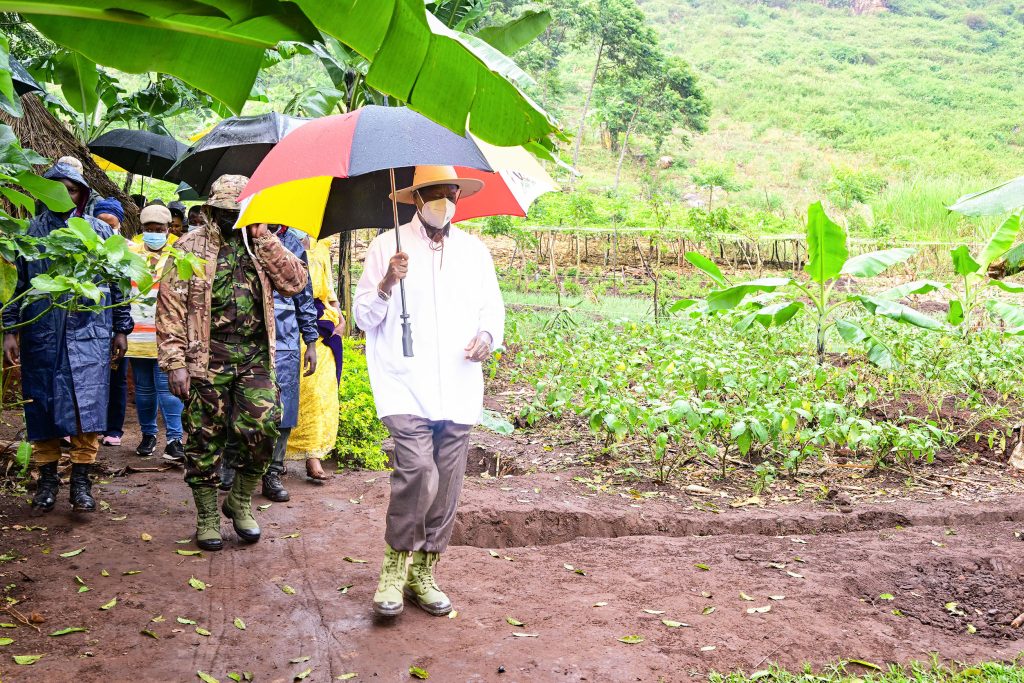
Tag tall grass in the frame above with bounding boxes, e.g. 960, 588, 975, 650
502, 289, 654, 321
870, 175, 1001, 242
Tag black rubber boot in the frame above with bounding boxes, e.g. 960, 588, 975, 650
69, 463, 96, 512
136, 434, 157, 457
261, 471, 290, 502
218, 463, 235, 492
31, 462, 60, 512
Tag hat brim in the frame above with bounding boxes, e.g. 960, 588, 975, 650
391, 177, 484, 205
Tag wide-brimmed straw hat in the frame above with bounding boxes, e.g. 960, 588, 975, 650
391, 165, 484, 205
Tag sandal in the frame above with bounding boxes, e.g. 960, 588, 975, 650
305, 458, 330, 482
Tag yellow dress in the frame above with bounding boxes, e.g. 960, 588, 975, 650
286, 238, 342, 461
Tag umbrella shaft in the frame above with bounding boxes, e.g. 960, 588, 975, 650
391, 167, 414, 358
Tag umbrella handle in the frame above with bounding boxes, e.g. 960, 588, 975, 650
390, 168, 413, 358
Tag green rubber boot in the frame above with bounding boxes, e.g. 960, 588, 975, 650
404, 550, 452, 616
372, 545, 409, 617
191, 486, 223, 551
222, 470, 261, 543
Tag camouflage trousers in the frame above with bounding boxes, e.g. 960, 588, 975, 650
182, 343, 280, 488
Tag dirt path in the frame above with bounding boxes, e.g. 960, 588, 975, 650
1, 430, 1023, 683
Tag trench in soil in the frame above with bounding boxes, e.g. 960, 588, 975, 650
452, 446, 1024, 549
451, 451, 1024, 642
450, 503, 1024, 548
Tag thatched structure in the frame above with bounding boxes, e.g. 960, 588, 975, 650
0, 93, 141, 235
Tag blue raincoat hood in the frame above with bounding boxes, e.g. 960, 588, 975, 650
42, 162, 91, 190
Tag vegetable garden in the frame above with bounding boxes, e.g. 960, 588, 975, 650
483, 201, 1024, 498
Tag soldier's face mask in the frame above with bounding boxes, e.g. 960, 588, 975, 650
213, 209, 241, 235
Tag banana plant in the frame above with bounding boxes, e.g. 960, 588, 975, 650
876, 214, 1024, 335
678, 202, 941, 368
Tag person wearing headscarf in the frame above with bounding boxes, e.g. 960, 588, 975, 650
1, 163, 133, 513
285, 234, 343, 480
93, 198, 124, 234
354, 166, 504, 618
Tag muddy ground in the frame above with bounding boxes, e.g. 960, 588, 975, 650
0, 415, 1023, 683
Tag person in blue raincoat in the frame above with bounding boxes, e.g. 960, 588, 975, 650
2, 163, 134, 514
219, 226, 317, 502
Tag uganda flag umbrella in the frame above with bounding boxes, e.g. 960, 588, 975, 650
237, 105, 493, 357
236, 106, 493, 236
237, 107, 556, 235
166, 112, 309, 197
237, 105, 557, 356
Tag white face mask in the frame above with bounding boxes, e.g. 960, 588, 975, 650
418, 197, 456, 230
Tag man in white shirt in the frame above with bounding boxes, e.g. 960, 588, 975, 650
354, 165, 505, 618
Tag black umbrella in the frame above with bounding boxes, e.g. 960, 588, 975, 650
9, 57, 43, 97
175, 182, 202, 201
88, 128, 186, 181
165, 112, 308, 197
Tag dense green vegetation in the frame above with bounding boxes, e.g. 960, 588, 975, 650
506, 302, 1020, 485
527, 0, 1024, 241
710, 660, 1024, 683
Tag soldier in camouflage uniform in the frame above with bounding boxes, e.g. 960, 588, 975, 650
156, 175, 308, 551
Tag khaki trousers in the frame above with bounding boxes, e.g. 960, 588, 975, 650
382, 415, 472, 553
32, 433, 100, 465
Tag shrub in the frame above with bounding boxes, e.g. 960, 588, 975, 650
962, 12, 990, 30
335, 337, 390, 470
824, 168, 888, 208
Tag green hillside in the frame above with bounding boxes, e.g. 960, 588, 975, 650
549, 0, 1024, 241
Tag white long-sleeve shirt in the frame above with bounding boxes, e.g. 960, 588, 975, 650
353, 217, 505, 425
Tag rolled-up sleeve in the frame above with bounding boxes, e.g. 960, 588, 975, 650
477, 245, 505, 351
353, 235, 391, 332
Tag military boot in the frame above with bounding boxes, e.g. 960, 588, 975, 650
31, 462, 60, 512
192, 486, 223, 551
222, 470, 261, 543
404, 550, 452, 616
372, 545, 409, 617
69, 463, 96, 512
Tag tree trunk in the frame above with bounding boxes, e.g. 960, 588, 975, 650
613, 104, 641, 192
549, 231, 557, 278
575, 235, 581, 278
570, 39, 605, 186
